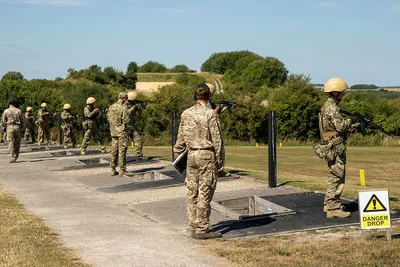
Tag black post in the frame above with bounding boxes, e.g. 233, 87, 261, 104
58, 114, 63, 146
268, 110, 277, 188
172, 112, 177, 162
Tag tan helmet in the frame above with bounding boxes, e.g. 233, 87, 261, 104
206, 83, 215, 94
26, 106, 32, 112
324, 78, 348, 93
127, 91, 138, 101
41, 102, 47, 108
86, 97, 96, 105
63, 103, 71, 110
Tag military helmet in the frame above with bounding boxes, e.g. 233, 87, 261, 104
26, 106, 33, 112
127, 91, 138, 101
324, 78, 348, 93
63, 103, 71, 110
119, 92, 128, 99
206, 83, 215, 94
41, 102, 47, 108
86, 97, 96, 105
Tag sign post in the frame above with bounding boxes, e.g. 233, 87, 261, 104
358, 189, 391, 240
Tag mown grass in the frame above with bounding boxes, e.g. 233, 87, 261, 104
0, 187, 92, 267
137, 72, 223, 82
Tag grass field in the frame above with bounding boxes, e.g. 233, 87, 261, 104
0, 187, 91, 267
137, 72, 223, 82
143, 145, 400, 267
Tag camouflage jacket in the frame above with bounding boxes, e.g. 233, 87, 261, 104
174, 102, 224, 165
84, 106, 99, 121
25, 111, 35, 127
61, 111, 74, 126
2, 106, 25, 129
107, 101, 128, 137
37, 109, 51, 124
319, 97, 354, 143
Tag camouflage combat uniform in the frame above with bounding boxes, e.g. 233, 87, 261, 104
80, 105, 105, 153
125, 101, 143, 156
37, 109, 51, 145
319, 97, 356, 211
107, 101, 128, 172
2, 106, 25, 162
61, 110, 76, 148
174, 102, 224, 234
0, 114, 6, 142
24, 111, 35, 142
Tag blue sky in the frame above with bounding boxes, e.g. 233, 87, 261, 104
1, 0, 399, 86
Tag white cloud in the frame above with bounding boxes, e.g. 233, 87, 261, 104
320, 1, 335, 6
0, 0, 88, 6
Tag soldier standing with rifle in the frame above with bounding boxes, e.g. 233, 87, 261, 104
125, 91, 145, 158
61, 103, 77, 149
107, 92, 129, 176
37, 102, 52, 145
317, 78, 359, 218
174, 83, 224, 240
80, 97, 106, 155
2, 98, 25, 163
24, 106, 35, 143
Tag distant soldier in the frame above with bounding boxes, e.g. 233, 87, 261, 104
319, 78, 359, 218
107, 92, 128, 176
0, 113, 6, 143
37, 102, 52, 145
80, 97, 106, 155
1, 98, 25, 163
174, 83, 224, 240
24, 106, 36, 143
61, 103, 77, 149
125, 91, 144, 158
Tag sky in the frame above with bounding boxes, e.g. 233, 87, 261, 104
0, 0, 400, 86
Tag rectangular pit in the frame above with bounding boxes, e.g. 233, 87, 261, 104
211, 195, 295, 220
124, 171, 173, 183
50, 151, 75, 157
78, 158, 110, 165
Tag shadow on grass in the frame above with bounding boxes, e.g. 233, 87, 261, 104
390, 197, 399, 202
277, 180, 307, 187
226, 169, 251, 176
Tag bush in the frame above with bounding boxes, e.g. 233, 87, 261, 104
201, 50, 262, 74
169, 64, 190, 73
139, 61, 167, 73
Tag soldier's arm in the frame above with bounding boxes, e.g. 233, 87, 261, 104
173, 114, 187, 159
19, 111, 26, 130
1, 111, 6, 127
209, 111, 224, 167
330, 110, 352, 133
85, 108, 97, 119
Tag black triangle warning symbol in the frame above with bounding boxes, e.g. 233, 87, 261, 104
363, 194, 387, 212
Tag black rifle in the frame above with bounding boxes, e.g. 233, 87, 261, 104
135, 100, 153, 108
340, 109, 391, 136
217, 100, 246, 114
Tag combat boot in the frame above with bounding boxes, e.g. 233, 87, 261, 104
119, 169, 127, 177
111, 169, 119, 176
63, 145, 68, 149
193, 232, 222, 240
324, 205, 345, 213
327, 209, 351, 218
9, 158, 16, 163
80, 150, 86, 155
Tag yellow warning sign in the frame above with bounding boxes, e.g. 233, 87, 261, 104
363, 194, 387, 212
362, 215, 390, 228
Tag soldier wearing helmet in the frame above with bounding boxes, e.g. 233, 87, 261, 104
107, 92, 129, 176
24, 106, 36, 143
37, 102, 52, 145
61, 103, 77, 149
80, 97, 106, 155
125, 91, 145, 158
318, 77, 359, 219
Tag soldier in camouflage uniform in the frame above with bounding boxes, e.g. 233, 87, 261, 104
37, 102, 52, 145
125, 91, 144, 158
174, 83, 224, 240
0, 113, 6, 143
61, 103, 77, 149
319, 78, 359, 218
80, 97, 106, 155
24, 106, 36, 143
107, 92, 128, 176
2, 99, 25, 163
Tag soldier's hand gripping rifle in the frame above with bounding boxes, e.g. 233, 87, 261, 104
135, 99, 153, 109
340, 109, 391, 136
217, 100, 246, 114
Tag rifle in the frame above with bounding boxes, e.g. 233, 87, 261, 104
217, 100, 246, 114
135, 100, 153, 109
340, 109, 391, 136
97, 107, 108, 112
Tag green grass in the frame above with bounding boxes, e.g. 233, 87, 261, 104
137, 72, 223, 82
0, 188, 92, 267
143, 145, 400, 208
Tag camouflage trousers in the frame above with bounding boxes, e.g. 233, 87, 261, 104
185, 150, 217, 234
38, 124, 50, 145
24, 125, 35, 142
80, 128, 105, 152
128, 128, 143, 156
62, 125, 76, 147
110, 135, 128, 171
324, 143, 347, 211
7, 125, 22, 161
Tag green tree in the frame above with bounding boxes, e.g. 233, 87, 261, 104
139, 61, 167, 73
241, 57, 288, 89
350, 84, 378, 89
169, 64, 190, 73
103, 66, 118, 83
1, 71, 24, 82
127, 61, 138, 73
201, 50, 262, 74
